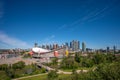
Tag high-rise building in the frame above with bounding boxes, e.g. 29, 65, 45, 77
70, 42, 72, 48
78, 41, 80, 49
46, 45, 50, 50
70, 40, 80, 51
113, 46, 116, 53
49, 44, 52, 50
56, 44, 59, 49
53, 44, 56, 49
82, 42, 86, 52
53, 44, 59, 49
34, 43, 38, 47
65, 42, 69, 48
42, 45, 45, 49
107, 47, 110, 53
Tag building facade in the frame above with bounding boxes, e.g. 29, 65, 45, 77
82, 42, 86, 52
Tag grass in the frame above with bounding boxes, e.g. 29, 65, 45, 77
0, 71, 10, 80
18, 74, 70, 80
60, 69, 72, 72
60, 66, 96, 72
19, 74, 47, 80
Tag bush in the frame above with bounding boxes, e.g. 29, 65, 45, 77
24, 68, 33, 74
106, 54, 116, 63
23, 65, 34, 74
5, 69, 15, 78
60, 57, 78, 69
93, 62, 120, 80
40, 68, 46, 73
47, 70, 58, 80
12, 61, 25, 70
92, 54, 106, 64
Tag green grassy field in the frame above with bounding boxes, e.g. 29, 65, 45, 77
60, 66, 94, 72
19, 74, 70, 80
0, 71, 10, 80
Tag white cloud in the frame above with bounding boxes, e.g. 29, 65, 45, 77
40, 35, 55, 45
58, 6, 109, 32
58, 24, 67, 30
44, 35, 55, 41
0, 32, 31, 48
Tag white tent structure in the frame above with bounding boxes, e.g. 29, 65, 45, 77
32, 47, 50, 53
32, 47, 52, 63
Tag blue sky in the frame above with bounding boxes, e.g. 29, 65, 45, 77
0, 0, 120, 49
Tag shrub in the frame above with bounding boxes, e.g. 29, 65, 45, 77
12, 61, 25, 70
47, 70, 58, 80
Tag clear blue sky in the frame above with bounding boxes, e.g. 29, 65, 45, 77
0, 0, 120, 49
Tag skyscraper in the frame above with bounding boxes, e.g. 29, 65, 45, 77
46, 45, 50, 50
70, 42, 72, 48
49, 44, 52, 50
113, 46, 116, 53
70, 40, 80, 51
65, 42, 69, 48
42, 45, 45, 49
34, 43, 38, 47
82, 42, 86, 52
53, 44, 56, 49
78, 41, 80, 49
107, 46, 110, 53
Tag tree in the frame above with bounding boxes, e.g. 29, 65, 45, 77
23, 64, 35, 74
47, 70, 58, 80
92, 54, 106, 64
0, 64, 8, 70
52, 58, 58, 65
81, 58, 94, 67
12, 61, 25, 70
60, 57, 78, 69
5, 69, 15, 78
92, 62, 120, 80
106, 53, 116, 63
71, 69, 79, 80
75, 52, 81, 63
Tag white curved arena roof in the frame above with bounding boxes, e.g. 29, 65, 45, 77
32, 47, 50, 53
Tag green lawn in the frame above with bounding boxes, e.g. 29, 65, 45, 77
19, 74, 47, 80
60, 69, 72, 72
60, 66, 94, 72
0, 71, 10, 80
19, 74, 70, 80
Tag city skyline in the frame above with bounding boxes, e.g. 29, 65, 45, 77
0, 0, 120, 49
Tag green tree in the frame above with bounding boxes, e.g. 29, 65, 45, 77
5, 69, 15, 78
92, 62, 120, 80
106, 53, 116, 63
92, 54, 106, 64
12, 61, 25, 70
0, 64, 8, 70
60, 57, 78, 69
75, 52, 81, 63
47, 70, 58, 80
52, 58, 58, 65
81, 58, 94, 67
